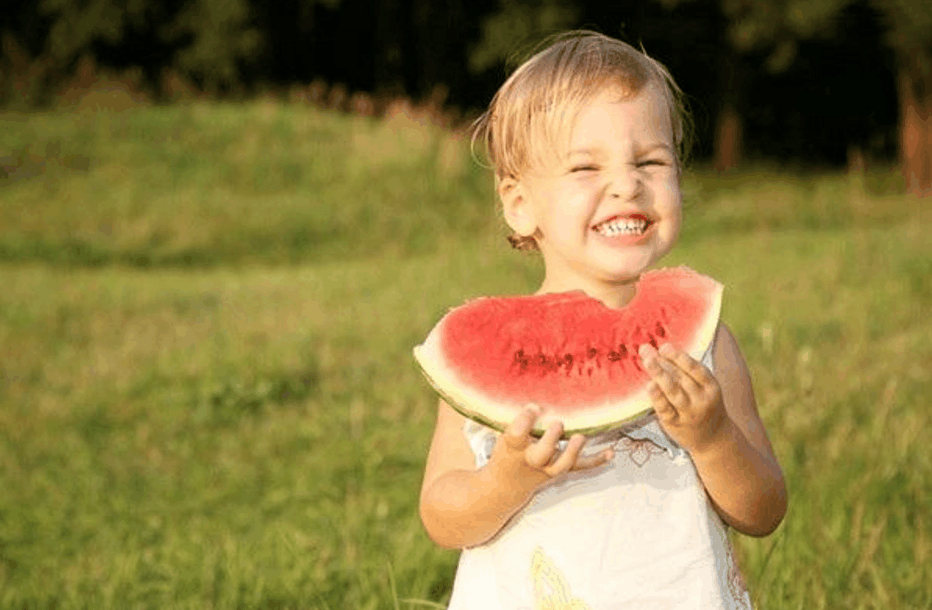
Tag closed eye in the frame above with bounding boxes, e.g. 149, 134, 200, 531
637, 159, 668, 168
570, 165, 599, 173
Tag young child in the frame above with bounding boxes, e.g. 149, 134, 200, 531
419, 31, 787, 609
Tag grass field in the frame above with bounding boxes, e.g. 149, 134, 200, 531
0, 102, 930, 609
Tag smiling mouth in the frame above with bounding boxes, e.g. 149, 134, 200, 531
592, 215, 653, 237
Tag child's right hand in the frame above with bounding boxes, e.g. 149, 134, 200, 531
486, 405, 615, 492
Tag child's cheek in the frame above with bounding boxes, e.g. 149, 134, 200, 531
553, 190, 592, 224
661, 177, 682, 206
660, 180, 683, 222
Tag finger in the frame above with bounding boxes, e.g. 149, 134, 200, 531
544, 433, 587, 474
653, 350, 704, 405
640, 345, 689, 407
656, 345, 723, 411
650, 343, 690, 379
525, 420, 564, 469
571, 446, 615, 470
503, 404, 540, 450
658, 343, 715, 389
647, 380, 678, 421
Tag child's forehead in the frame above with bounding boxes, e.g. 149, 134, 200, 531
575, 81, 666, 115
536, 84, 672, 150
575, 85, 672, 131
480, 46, 688, 180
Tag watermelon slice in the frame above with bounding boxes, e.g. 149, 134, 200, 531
413, 266, 723, 437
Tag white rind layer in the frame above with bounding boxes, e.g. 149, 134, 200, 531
413, 272, 723, 438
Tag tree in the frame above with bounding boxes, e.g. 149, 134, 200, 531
662, 0, 931, 194
33, 0, 260, 97
876, 0, 932, 196
38, 0, 151, 66
160, 0, 260, 94
468, 0, 579, 74
468, 0, 747, 172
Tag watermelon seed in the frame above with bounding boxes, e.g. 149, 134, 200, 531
587, 347, 598, 359
655, 322, 666, 338
513, 349, 530, 372
618, 344, 629, 359
607, 351, 621, 361
536, 353, 556, 374
648, 335, 659, 349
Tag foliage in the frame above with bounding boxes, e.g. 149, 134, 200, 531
32, 0, 260, 97
39, 0, 153, 63
0, 0, 908, 173
468, 0, 580, 73
160, 0, 260, 94
871, 0, 932, 57
659, 0, 932, 73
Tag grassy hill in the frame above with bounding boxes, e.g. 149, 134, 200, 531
0, 102, 929, 609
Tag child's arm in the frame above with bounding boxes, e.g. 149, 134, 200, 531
639, 324, 788, 537
419, 401, 613, 549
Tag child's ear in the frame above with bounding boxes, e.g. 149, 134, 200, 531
497, 175, 537, 238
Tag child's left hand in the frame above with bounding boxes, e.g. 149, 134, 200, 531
638, 342, 731, 455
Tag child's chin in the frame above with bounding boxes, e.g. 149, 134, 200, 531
597, 256, 656, 279
592, 267, 649, 285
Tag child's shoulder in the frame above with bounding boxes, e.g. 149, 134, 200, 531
711, 322, 749, 379
709, 321, 774, 446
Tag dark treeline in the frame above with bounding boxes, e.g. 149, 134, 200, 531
1, 0, 930, 186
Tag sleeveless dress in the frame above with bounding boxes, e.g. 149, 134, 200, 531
445, 347, 754, 610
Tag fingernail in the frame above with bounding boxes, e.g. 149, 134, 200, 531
659, 343, 674, 356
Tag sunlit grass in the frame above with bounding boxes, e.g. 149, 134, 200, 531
0, 102, 929, 608
0, 102, 491, 267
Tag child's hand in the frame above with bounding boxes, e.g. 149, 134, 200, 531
638, 343, 731, 454
487, 405, 614, 492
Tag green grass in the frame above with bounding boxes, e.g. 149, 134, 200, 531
0, 102, 930, 609
0, 102, 492, 267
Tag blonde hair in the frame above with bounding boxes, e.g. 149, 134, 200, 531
471, 31, 693, 250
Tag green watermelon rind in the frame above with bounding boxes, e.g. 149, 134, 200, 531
413, 347, 653, 439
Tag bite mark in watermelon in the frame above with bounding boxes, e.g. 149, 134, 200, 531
414, 266, 723, 437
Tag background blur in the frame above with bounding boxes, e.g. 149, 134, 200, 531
0, 2, 930, 609
2, 0, 931, 184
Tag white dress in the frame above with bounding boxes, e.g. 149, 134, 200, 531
445, 347, 753, 610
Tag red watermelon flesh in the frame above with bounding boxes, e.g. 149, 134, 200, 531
413, 266, 723, 437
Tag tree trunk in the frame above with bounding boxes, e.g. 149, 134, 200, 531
714, 103, 742, 173
899, 54, 932, 197
714, 47, 746, 173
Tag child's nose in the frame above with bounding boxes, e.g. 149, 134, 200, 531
606, 167, 641, 200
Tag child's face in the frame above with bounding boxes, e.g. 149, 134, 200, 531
501, 83, 682, 294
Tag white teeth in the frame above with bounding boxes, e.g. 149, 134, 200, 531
594, 217, 649, 236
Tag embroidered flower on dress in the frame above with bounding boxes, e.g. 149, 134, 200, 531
531, 547, 593, 610
614, 436, 667, 467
